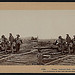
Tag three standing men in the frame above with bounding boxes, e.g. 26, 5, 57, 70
9, 33, 22, 53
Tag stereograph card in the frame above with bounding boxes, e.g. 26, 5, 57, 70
0, 2, 74, 73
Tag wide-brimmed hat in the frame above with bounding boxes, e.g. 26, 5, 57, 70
1, 35, 5, 38
16, 34, 20, 37
66, 34, 69, 36
58, 36, 62, 38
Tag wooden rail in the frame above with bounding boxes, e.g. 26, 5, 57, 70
45, 55, 73, 65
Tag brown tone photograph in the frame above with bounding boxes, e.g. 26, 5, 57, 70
0, 2, 75, 73
0, 10, 74, 66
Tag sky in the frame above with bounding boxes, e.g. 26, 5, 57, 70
0, 10, 75, 39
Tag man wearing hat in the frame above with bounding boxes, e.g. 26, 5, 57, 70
1, 35, 8, 53
57, 36, 65, 54
9, 33, 14, 53
66, 34, 71, 44
66, 34, 72, 54
15, 34, 22, 53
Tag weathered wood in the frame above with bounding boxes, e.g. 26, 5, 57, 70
0, 49, 37, 63
0, 54, 12, 62
18, 49, 38, 56
45, 55, 72, 65
33, 47, 58, 50
7, 60, 27, 64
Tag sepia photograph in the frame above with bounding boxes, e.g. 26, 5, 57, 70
0, 2, 75, 73
0, 10, 75, 66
